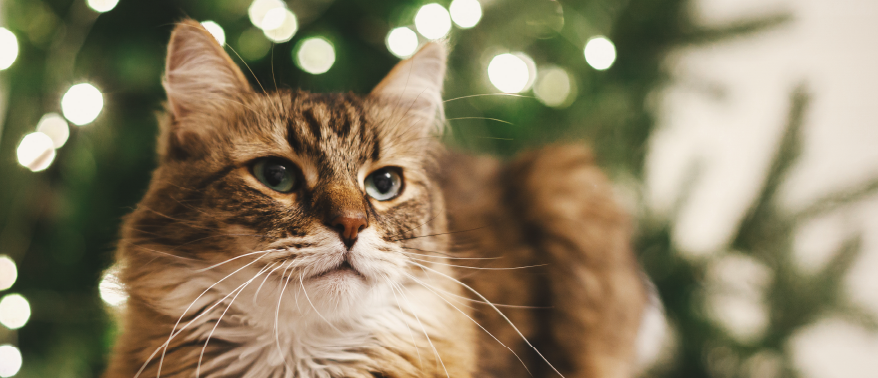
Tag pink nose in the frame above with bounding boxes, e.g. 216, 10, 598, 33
329, 214, 368, 247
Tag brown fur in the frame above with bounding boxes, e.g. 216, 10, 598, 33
104, 20, 645, 378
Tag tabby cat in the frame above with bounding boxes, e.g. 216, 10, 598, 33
104, 20, 647, 378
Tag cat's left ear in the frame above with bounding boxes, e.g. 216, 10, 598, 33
371, 42, 447, 134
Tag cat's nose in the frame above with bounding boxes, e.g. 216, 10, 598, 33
329, 212, 368, 248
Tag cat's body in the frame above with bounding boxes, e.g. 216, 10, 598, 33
104, 21, 646, 378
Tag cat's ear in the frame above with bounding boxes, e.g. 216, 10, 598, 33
372, 42, 447, 133
163, 19, 252, 119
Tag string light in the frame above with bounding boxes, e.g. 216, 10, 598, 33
534, 66, 576, 108
36, 113, 70, 149
200, 21, 226, 46
0, 28, 18, 71
0, 294, 30, 330
86, 0, 119, 13
99, 267, 127, 307
487, 53, 536, 94
0, 256, 16, 291
0, 345, 22, 378
262, 8, 298, 43
248, 0, 286, 29
414, 3, 452, 40
386, 27, 419, 58
584, 36, 616, 70
16, 132, 56, 172
295, 37, 336, 75
449, 0, 482, 29
61, 83, 104, 126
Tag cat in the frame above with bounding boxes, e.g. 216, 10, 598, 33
104, 20, 648, 378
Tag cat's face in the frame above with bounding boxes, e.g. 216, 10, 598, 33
121, 21, 448, 319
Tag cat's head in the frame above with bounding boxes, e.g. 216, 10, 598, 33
121, 20, 451, 319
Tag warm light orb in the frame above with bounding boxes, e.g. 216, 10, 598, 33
0, 294, 30, 330
295, 37, 335, 75
237, 28, 272, 61
262, 9, 298, 43
534, 66, 575, 108
86, 0, 119, 13
200, 21, 226, 46
248, 0, 286, 29
414, 3, 452, 40
487, 53, 535, 94
584, 36, 616, 70
0, 256, 16, 291
0, 345, 22, 378
36, 113, 70, 149
99, 267, 128, 307
449, 0, 482, 29
16, 132, 56, 172
386, 27, 419, 58
0, 28, 18, 71
61, 83, 104, 126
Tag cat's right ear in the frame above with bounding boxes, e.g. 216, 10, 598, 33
163, 19, 252, 120
371, 42, 447, 134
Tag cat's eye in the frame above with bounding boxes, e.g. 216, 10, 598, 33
364, 167, 403, 201
252, 158, 299, 193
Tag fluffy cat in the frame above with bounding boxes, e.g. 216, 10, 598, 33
104, 20, 647, 378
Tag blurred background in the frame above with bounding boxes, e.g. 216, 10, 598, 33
1, 0, 877, 377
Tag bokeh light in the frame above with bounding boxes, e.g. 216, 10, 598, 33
248, 0, 286, 29
295, 37, 336, 75
386, 27, 419, 58
449, 0, 482, 29
16, 132, 56, 172
0, 28, 18, 71
86, 0, 119, 13
61, 83, 104, 126
0, 256, 16, 291
0, 294, 30, 330
0, 345, 22, 378
262, 8, 298, 43
36, 113, 70, 149
200, 21, 226, 46
487, 53, 536, 94
584, 36, 616, 70
237, 28, 272, 61
534, 66, 576, 108
415, 3, 452, 40
99, 267, 128, 307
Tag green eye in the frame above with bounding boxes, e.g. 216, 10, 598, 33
365, 167, 403, 201
253, 158, 298, 193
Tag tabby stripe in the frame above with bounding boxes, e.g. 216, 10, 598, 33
303, 108, 322, 140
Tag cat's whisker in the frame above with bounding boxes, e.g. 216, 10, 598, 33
405, 257, 548, 271
275, 261, 296, 375
148, 252, 270, 378
196, 263, 272, 378
390, 280, 449, 378
403, 272, 534, 377
410, 262, 567, 378
298, 274, 345, 334
391, 226, 487, 242
381, 275, 423, 367
399, 250, 500, 260
446, 116, 514, 126
225, 43, 267, 95
404, 269, 547, 309
193, 249, 282, 273
443, 93, 534, 103
253, 261, 284, 305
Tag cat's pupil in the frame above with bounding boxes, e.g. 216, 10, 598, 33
264, 164, 287, 186
372, 170, 394, 193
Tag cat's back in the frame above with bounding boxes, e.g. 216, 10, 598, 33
438, 145, 647, 378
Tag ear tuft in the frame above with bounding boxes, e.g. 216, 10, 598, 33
164, 19, 252, 119
372, 42, 447, 134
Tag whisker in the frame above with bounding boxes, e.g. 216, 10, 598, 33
391, 280, 449, 378
253, 262, 284, 305
405, 257, 547, 271
194, 249, 282, 273
399, 250, 500, 261
404, 273, 533, 377
298, 275, 344, 334
382, 275, 422, 367
391, 226, 487, 242
446, 117, 514, 125
411, 262, 567, 378
275, 261, 296, 374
